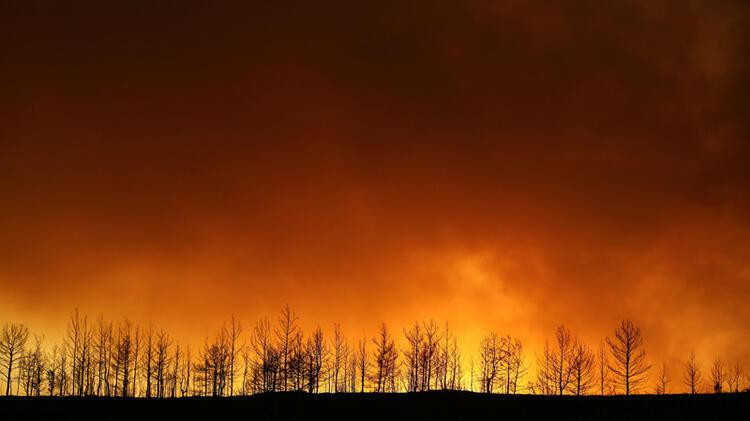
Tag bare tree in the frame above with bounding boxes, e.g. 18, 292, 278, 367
94, 316, 111, 396
499, 335, 524, 394
288, 330, 305, 391
131, 325, 141, 397
275, 304, 298, 392
479, 332, 501, 393
0, 323, 30, 396
421, 320, 439, 391
469, 357, 475, 392
727, 361, 743, 393
65, 309, 89, 396
568, 342, 595, 395
249, 317, 278, 393
143, 324, 155, 398
154, 329, 172, 398
683, 351, 702, 394
46, 344, 62, 396
403, 321, 423, 392
551, 326, 575, 395
116, 320, 132, 397
655, 363, 668, 395
710, 358, 725, 393
606, 320, 651, 395
534, 341, 556, 395
597, 340, 609, 395
332, 323, 346, 392
371, 323, 396, 393
445, 333, 465, 391
306, 326, 327, 393
179, 346, 191, 397
20, 334, 45, 396
226, 316, 243, 396
357, 337, 368, 392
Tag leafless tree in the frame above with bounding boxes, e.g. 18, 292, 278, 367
421, 320, 439, 391
727, 361, 743, 393
444, 333, 465, 391
683, 351, 702, 394
597, 340, 609, 395
357, 337, 368, 392
131, 325, 141, 397
403, 321, 423, 392
249, 317, 278, 393
655, 363, 668, 395
500, 335, 525, 394
534, 341, 556, 395
606, 320, 651, 395
332, 323, 346, 392
65, 309, 89, 396
288, 330, 306, 391
143, 324, 155, 398
20, 334, 45, 396
226, 316, 242, 396
710, 357, 725, 393
46, 344, 65, 396
179, 346, 191, 397
94, 316, 111, 396
479, 332, 501, 393
568, 342, 595, 395
116, 320, 132, 397
371, 323, 397, 393
469, 357, 475, 392
306, 326, 328, 393
275, 304, 298, 392
0, 323, 30, 396
552, 326, 575, 395
154, 329, 172, 398
347, 347, 357, 392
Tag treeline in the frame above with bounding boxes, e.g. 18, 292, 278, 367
0, 307, 747, 397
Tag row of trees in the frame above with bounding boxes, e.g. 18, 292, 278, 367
681, 351, 745, 394
529, 321, 650, 396
0, 309, 747, 396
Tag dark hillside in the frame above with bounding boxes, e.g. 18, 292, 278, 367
2, 391, 749, 421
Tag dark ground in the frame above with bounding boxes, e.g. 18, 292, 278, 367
2, 391, 749, 421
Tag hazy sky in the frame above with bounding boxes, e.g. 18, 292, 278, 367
2, 1, 749, 390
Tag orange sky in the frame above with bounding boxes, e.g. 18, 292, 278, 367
1, 1, 750, 391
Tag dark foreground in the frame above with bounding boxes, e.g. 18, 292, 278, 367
2, 391, 749, 421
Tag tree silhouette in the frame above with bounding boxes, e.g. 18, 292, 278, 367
552, 326, 575, 395
356, 337, 368, 393
655, 363, 668, 395
332, 323, 346, 392
227, 316, 243, 396
371, 323, 397, 393
606, 320, 650, 395
1, 323, 30, 395
727, 361, 743, 393
2, 308, 746, 398
568, 342, 595, 395
683, 351, 702, 394
534, 341, 555, 395
597, 340, 609, 395
403, 321, 423, 392
709, 358, 725, 393
479, 332, 501, 393
275, 304, 298, 392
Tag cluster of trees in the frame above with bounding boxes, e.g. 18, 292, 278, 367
530, 321, 650, 396
475, 332, 526, 394
1, 309, 748, 397
681, 351, 746, 394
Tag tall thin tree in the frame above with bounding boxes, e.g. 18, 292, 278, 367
606, 320, 651, 395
